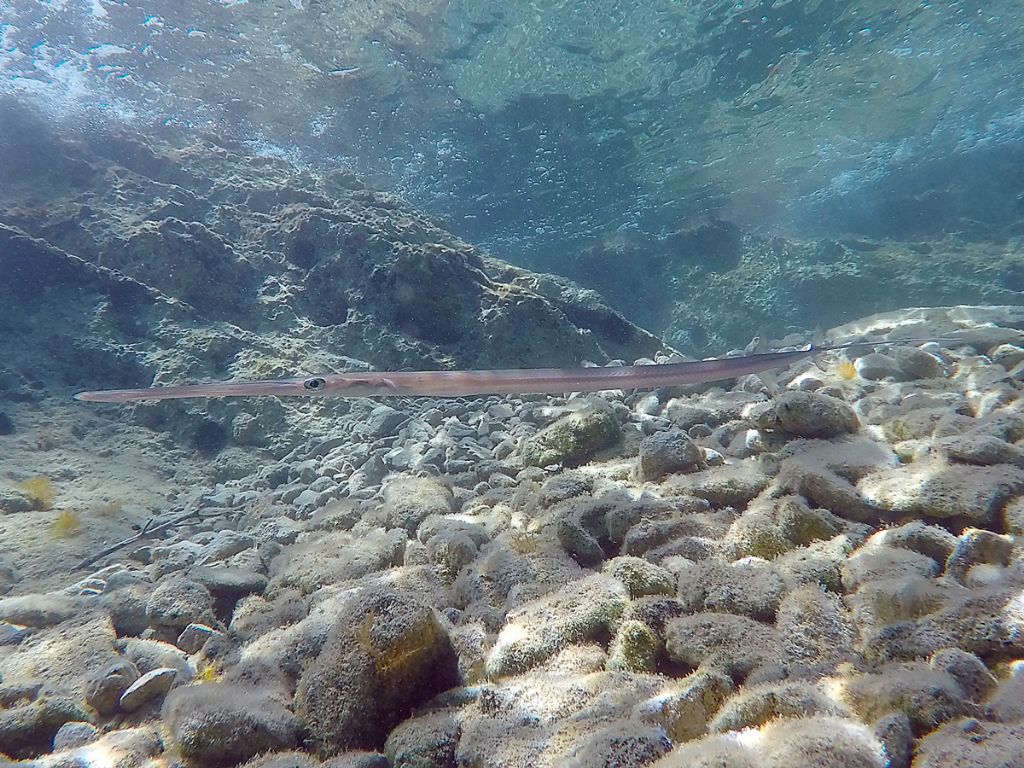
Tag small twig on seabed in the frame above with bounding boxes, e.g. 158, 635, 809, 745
75, 504, 203, 571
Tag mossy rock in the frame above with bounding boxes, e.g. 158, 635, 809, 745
521, 403, 621, 467
162, 684, 299, 766
295, 588, 459, 754
607, 620, 661, 673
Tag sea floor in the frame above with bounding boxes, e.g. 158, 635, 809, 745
1, 305, 1023, 767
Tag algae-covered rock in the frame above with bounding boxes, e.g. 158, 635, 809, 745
722, 510, 794, 561
551, 721, 672, 768
485, 574, 628, 678
750, 391, 860, 438
324, 753, 390, 768
0, 697, 92, 759
861, 586, 1024, 664
847, 576, 960, 632
855, 352, 905, 381
1005, 496, 1024, 538
776, 585, 855, 672
425, 529, 479, 584
839, 662, 968, 734
634, 668, 733, 743
237, 752, 320, 768
651, 715, 885, 768
873, 712, 914, 768
295, 588, 458, 754
943, 527, 1015, 583
520, 403, 621, 467
664, 612, 778, 679
555, 501, 608, 567
620, 517, 716, 562
775, 496, 847, 546
776, 458, 880, 523
536, 471, 594, 507
622, 595, 690, 637
53, 727, 162, 765
452, 532, 584, 626
551, 493, 681, 565
929, 648, 996, 703
858, 457, 1024, 522
841, 547, 940, 592
162, 683, 299, 766
986, 662, 1024, 722
455, 670, 665, 768
891, 345, 945, 379
774, 538, 851, 592
880, 407, 973, 442
638, 429, 702, 480
145, 577, 216, 632
0, 593, 86, 627
606, 619, 660, 673
86, 659, 141, 716
267, 528, 407, 595
382, 475, 455, 535
649, 732, 757, 768
914, 719, 1024, 768
661, 460, 769, 508
722, 494, 845, 561
676, 560, 786, 622
603, 556, 676, 600
238, 567, 448, 691
871, 521, 958, 564
383, 709, 461, 768
709, 680, 848, 732
938, 433, 1024, 466
757, 716, 886, 768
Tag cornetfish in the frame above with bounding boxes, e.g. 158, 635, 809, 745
72, 338, 948, 404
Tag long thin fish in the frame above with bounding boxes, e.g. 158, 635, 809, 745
72, 339, 948, 404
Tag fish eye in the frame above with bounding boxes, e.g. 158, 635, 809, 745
303, 377, 327, 391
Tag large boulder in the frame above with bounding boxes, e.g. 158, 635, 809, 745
295, 588, 459, 755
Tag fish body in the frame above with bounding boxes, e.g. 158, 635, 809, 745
72, 339, 950, 404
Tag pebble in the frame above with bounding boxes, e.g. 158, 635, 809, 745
638, 429, 703, 480
991, 343, 1024, 369
86, 660, 141, 716
190, 565, 268, 607
177, 622, 222, 654
0, 621, 30, 646
53, 721, 100, 750
119, 667, 177, 712
292, 488, 320, 510
856, 352, 906, 381
145, 578, 216, 630
199, 531, 255, 563
891, 345, 944, 379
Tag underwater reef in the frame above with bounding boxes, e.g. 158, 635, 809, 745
561, 221, 1024, 355
1, 113, 1024, 767
0, 99, 663, 450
